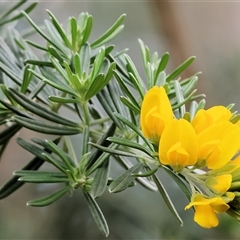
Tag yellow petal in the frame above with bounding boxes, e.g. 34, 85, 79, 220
140, 86, 173, 143
185, 194, 229, 228
159, 119, 198, 170
194, 205, 219, 228
197, 121, 240, 169
207, 106, 232, 122
191, 109, 212, 135
191, 106, 232, 135
206, 174, 232, 194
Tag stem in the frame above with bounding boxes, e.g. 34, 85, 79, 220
90, 116, 110, 126
82, 101, 90, 126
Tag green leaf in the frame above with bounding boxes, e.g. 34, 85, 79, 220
0, 0, 27, 22
30, 69, 77, 96
173, 80, 185, 117
13, 116, 81, 135
96, 90, 124, 130
89, 142, 138, 158
48, 46, 64, 62
138, 39, 150, 70
42, 152, 67, 173
166, 56, 195, 82
80, 43, 91, 75
0, 62, 22, 86
109, 162, 143, 193
120, 96, 140, 114
21, 64, 33, 94
114, 71, 140, 110
0, 137, 61, 199
0, 2, 38, 27
85, 74, 104, 100
8, 88, 79, 127
131, 166, 158, 177
24, 59, 54, 67
25, 40, 48, 52
0, 98, 31, 118
91, 14, 126, 49
157, 71, 167, 86
146, 62, 154, 89
0, 158, 43, 199
90, 48, 105, 80
0, 124, 21, 145
84, 192, 109, 237
73, 53, 82, 78
69, 17, 78, 51
27, 185, 72, 207
21, 11, 64, 53
162, 166, 191, 201
19, 176, 69, 183
86, 123, 116, 172
106, 78, 130, 120
48, 95, 79, 104
107, 137, 152, 157
114, 156, 158, 191
17, 138, 49, 159
181, 76, 198, 97
14, 170, 66, 177
91, 160, 110, 198
86, 143, 119, 176
45, 140, 75, 171
125, 54, 145, 99
154, 52, 169, 84
114, 112, 153, 150
81, 126, 89, 157
47, 10, 71, 48
81, 15, 93, 45
152, 174, 183, 225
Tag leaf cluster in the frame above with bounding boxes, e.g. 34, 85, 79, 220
0, 1, 204, 237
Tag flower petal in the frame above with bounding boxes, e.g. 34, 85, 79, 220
197, 121, 240, 169
185, 193, 229, 228
159, 119, 198, 170
192, 106, 232, 135
206, 174, 232, 194
140, 86, 173, 143
194, 205, 219, 228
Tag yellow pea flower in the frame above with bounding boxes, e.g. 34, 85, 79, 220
191, 106, 232, 135
206, 174, 232, 194
185, 193, 230, 228
140, 86, 174, 144
159, 119, 198, 171
197, 120, 240, 169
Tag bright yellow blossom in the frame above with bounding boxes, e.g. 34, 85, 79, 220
159, 119, 198, 171
206, 174, 232, 194
191, 106, 232, 135
140, 86, 174, 144
185, 193, 230, 228
197, 120, 240, 169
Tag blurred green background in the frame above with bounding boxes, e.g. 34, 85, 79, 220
1, 1, 240, 239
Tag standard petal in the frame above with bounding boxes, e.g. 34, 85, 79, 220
140, 86, 173, 142
197, 121, 240, 169
159, 119, 198, 170
191, 106, 232, 135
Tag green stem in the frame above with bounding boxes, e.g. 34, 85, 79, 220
90, 116, 110, 126
82, 101, 90, 126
